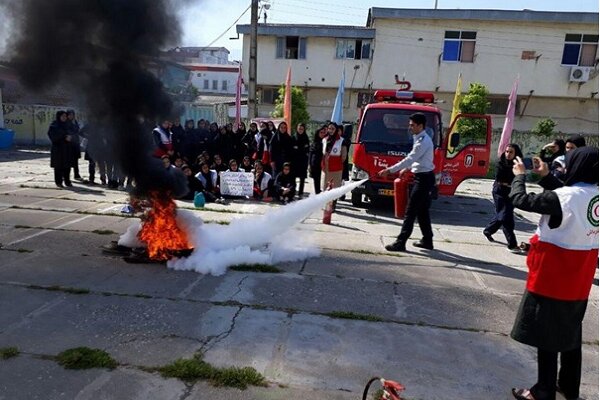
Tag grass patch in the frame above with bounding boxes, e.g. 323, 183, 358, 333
325, 311, 384, 322
158, 357, 266, 389
230, 264, 282, 273
56, 347, 117, 370
344, 249, 377, 255
92, 229, 116, 235
0, 347, 19, 360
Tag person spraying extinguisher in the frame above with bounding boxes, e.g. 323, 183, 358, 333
377, 113, 435, 252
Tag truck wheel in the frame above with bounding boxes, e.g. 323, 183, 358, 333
351, 191, 363, 207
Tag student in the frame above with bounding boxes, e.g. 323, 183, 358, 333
180, 164, 204, 200
211, 154, 228, 173
269, 121, 293, 177
47, 111, 75, 188
509, 148, 598, 400
309, 125, 328, 194
274, 162, 296, 204
240, 156, 253, 172
483, 144, 524, 252
194, 162, 223, 203
226, 159, 240, 172
292, 123, 310, 197
253, 161, 273, 201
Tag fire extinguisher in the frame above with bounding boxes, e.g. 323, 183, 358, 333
322, 180, 334, 224
394, 171, 413, 219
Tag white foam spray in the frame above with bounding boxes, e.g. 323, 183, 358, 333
118, 179, 367, 275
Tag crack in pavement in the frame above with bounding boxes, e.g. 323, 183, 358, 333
198, 306, 244, 355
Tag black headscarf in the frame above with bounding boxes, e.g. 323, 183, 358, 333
564, 147, 598, 186
566, 135, 586, 148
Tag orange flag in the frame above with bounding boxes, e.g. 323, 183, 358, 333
283, 65, 292, 130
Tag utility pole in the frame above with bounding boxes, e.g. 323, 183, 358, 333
248, 0, 259, 118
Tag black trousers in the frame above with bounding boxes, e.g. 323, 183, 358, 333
311, 167, 322, 194
531, 347, 581, 400
53, 167, 71, 186
397, 171, 434, 244
484, 184, 518, 248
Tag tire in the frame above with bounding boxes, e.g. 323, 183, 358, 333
351, 191, 363, 207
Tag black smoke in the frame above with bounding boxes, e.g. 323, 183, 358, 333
0, 0, 189, 197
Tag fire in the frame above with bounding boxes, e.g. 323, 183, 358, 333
138, 191, 191, 260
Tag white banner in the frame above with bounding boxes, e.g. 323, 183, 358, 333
219, 172, 254, 197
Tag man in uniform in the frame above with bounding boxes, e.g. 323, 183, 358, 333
378, 112, 435, 252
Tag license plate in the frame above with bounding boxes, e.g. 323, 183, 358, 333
378, 189, 395, 196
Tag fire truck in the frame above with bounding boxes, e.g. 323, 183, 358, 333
350, 82, 492, 207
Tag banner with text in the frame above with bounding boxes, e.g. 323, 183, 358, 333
219, 172, 254, 197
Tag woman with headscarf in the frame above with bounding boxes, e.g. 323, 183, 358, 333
321, 122, 347, 192
308, 125, 328, 195
47, 111, 75, 188
269, 121, 293, 178
483, 143, 524, 252
509, 147, 599, 400
291, 123, 310, 197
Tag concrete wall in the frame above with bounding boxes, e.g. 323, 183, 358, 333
2, 103, 86, 145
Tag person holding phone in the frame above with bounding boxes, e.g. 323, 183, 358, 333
483, 144, 524, 253
509, 148, 598, 400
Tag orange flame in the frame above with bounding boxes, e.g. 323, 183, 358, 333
138, 191, 191, 260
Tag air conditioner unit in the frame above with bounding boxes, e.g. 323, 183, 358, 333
569, 66, 591, 82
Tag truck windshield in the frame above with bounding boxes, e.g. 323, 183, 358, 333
359, 109, 441, 153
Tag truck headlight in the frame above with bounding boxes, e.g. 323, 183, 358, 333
352, 165, 370, 180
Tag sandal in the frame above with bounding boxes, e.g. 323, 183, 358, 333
512, 388, 536, 400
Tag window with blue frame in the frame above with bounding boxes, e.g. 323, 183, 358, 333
442, 31, 476, 63
276, 36, 307, 59
561, 34, 598, 66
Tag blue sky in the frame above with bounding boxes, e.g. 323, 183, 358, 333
178, 0, 599, 61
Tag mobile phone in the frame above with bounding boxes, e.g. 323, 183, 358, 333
523, 157, 533, 170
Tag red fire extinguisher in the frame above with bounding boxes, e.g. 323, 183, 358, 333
394, 171, 413, 219
322, 180, 334, 224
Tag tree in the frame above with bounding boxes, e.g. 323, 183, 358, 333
532, 118, 556, 136
271, 85, 310, 129
455, 82, 491, 143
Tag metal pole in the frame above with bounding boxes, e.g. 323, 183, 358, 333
248, 0, 259, 118
0, 85, 4, 129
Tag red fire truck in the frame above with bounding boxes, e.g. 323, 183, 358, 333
350, 83, 492, 207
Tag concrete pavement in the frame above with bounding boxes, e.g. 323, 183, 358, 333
0, 148, 597, 400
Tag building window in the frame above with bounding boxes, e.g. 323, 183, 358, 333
212, 80, 218, 90
561, 34, 598, 66
442, 31, 476, 63
335, 39, 371, 60
222, 80, 228, 91
488, 96, 520, 115
261, 87, 280, 104
276, 36, 307, 59
203, 79, 209, 90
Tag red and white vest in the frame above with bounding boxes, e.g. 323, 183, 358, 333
153, 127, 173, 157
322, 137, 344, 172
526, 184, 599, 301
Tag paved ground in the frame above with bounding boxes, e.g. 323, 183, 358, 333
0, 148, 597, 400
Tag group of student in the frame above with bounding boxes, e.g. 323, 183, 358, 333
483, 134, 588, 253
151, 118, 351, 204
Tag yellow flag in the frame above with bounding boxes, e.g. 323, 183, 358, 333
450, 72, 462, 130
447, 73, 462, 155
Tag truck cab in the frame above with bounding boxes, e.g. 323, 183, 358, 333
350, 87, 492, 206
